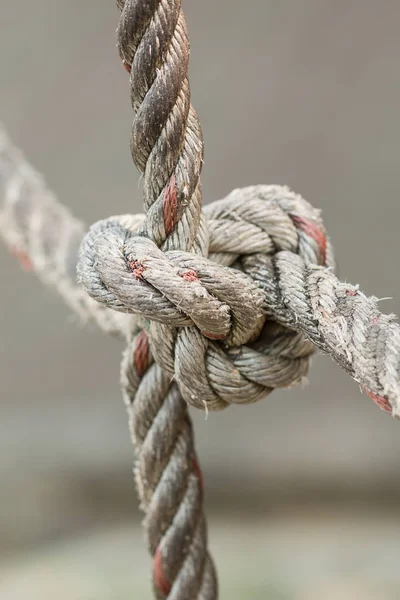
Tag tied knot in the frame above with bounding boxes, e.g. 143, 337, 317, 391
78, 185, 333, 411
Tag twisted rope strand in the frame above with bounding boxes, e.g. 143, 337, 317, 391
121, 326, 217, 599
116, 1, 218, 597
118, 0, 203, 252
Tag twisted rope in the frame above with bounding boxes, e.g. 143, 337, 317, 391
2, 2, 400, 599
80, 183, 400, 418
4, 127, 396, 417
79, 1, 400, 598
116, 1, 217, 597
0, 124, 129, 337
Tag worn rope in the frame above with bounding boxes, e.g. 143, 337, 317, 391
116, 1, 217, 597
4, 127, 397, 417
2, 132, 398, 416
82, 1, 400, 598
0, 124, 130, 338
2, 2, 400, 599
81, 184, 400, 417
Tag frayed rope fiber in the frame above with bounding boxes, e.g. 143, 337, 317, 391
1, 1, 400, 598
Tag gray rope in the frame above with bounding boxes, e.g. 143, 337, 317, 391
78, 1, 400, 598
80, 183, 400, 417
115, 1, 218, 597
2, 2, 400, 599
3, 132, 395, 417
79, 186, 324, 412
0, 124, 130, 338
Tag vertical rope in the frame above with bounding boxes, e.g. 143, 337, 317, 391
116, 1, 218, 597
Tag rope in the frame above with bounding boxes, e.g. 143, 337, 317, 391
0, 124, 130, 338
80, 1, 400, 598
3, 129, 397, 417
2, 2, 400, 599
117, 1, 217, 597
81, 183, 400, 417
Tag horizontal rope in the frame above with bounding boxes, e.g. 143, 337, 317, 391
1, 132, 397, 417
0, 124, 130, 338
79, 184, 400, 418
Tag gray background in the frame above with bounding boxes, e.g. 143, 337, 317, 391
1, 2, 400, 598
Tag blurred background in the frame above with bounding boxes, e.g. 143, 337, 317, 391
1, 1, 400, 598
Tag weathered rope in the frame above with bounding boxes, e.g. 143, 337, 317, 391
0, 124, 129, 338
79, 1, 400, 598
3, 127, 397, 417
2, 2, 400, 599
116, 1, 218, 597
80, 183, 400, 418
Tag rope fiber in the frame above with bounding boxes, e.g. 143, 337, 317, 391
1, 1, 400, 598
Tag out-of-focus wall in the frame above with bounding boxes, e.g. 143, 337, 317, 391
1, 0, 400, 552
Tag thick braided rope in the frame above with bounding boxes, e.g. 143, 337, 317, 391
116, 1, 218, 597
0, 124, 129, 338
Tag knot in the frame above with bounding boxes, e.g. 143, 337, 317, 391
80, 227, 265, 344
78, 185, 332, 410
